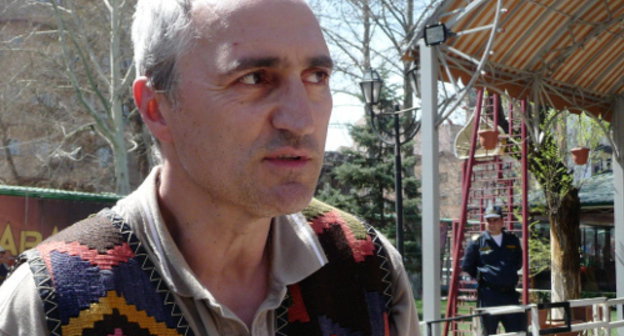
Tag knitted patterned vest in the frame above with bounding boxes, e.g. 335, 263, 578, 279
23, 199, 392, 336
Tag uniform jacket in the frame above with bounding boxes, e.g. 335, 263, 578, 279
461, 230, 522, 288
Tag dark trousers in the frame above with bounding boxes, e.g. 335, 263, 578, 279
478, 286, 525, 335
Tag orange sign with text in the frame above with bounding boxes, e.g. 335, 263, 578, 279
0, 195, 115, 256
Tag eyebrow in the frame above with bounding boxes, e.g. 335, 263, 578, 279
222, 55, 334, 77
224, 57, 280, 77
308, 55, 334, 70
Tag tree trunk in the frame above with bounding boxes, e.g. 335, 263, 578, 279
549, 188, 581, 302
402, 0, 414, 110
109, 0, 130, 195
362, 0, 371, 69
527, 132, 581, 303
0, 120, 22, 185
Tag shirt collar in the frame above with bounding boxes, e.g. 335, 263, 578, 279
271, 213, 328, 285
113, 166, 328, 300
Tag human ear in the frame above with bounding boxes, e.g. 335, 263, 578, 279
133, 77, 173, 142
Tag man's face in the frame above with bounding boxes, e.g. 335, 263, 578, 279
486, 217, 504, 235
157, 0, 332, 218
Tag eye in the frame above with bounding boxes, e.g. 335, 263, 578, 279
239, 72, 262, 85
238, 71, 271, 85
303, 70, 330, 84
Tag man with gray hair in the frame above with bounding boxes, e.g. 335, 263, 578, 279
0, 0, 419, 335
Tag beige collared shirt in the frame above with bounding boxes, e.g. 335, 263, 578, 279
0, 167, 419, 336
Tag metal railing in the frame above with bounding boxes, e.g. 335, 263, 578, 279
422, 297, 624, 336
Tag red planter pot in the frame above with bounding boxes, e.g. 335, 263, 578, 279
570, 147, 590, 165
478, 129, 499, 150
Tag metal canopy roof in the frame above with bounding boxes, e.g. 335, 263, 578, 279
415, 0, 624, 121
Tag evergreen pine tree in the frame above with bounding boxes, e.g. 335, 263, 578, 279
316, 79, 421, 273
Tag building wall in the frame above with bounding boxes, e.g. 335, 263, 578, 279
412, 123, 464, 219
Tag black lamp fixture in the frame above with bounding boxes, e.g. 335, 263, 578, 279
358, 67, 421, 260
359, 68, 383, 106
424, 22, 448, 46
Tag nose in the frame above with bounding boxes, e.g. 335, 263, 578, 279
271, 77, 315, 136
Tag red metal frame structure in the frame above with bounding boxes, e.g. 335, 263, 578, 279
445, 89, 485, 331
443, 89, 529, 336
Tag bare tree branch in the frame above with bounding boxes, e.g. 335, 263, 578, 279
102, 0, 113, 12
50, 1, 112, 114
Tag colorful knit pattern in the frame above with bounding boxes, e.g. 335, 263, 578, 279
26, 199, 392, 336
276, 199, 393, 336
27, 212, 193, 336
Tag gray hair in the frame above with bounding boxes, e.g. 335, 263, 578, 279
131, 0, 195, 100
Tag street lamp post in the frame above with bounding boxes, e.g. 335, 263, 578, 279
392, 107, 405, 256
359, 68, 420, 258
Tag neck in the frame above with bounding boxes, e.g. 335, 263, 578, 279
157, 162, 273, 262
157, 162, 273, 325
158, 196, 271, 279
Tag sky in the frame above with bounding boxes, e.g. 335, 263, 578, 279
325, 92, 364, 151
324, 87, 470, 152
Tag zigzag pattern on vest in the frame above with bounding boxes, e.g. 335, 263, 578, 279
27, 211, 193, 336
26, 199, 392, 336
276, 199, 393, 336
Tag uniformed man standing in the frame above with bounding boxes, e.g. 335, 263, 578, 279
461, 205, 524, 335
